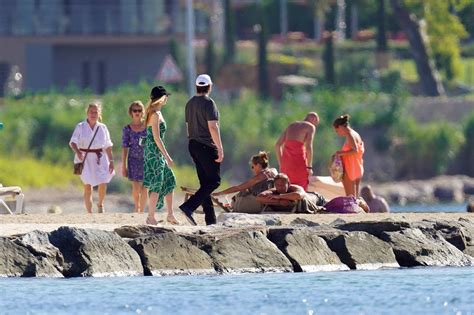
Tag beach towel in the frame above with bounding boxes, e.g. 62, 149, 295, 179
329, 155, 344, 183
281, 140, 309, 190
324, 196, 362, 214
341, 140, 364, 181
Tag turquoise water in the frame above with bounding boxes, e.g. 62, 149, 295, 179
391, 202, 468, 213
1, 267, 473, 315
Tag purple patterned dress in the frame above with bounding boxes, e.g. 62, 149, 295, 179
122, 125, 147, 181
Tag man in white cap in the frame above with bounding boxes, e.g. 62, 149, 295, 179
179, 74, 224, 225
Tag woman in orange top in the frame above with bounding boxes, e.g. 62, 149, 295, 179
333, 114, 365, 198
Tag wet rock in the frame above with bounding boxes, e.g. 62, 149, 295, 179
128, 232, 215, 276
267, 227, 349, 272
49, 227, 143, 277
0, 237, 62, 277
193, 229, 293, 273
14, 230, 64, 273
317, 230, 399, 270
114, 225, 175, 239
379, 228, 474, 267
217, 213, 282, 227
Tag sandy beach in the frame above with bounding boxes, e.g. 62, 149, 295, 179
0, 187, 470, 237
1, 211, 472, 237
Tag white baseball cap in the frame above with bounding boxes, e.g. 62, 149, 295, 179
195, 74, 212, 86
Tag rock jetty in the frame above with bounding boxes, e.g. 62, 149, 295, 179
1, 214, 473, 277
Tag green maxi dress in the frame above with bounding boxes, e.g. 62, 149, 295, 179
143, 120, 176, 209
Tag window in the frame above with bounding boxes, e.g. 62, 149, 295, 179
81, 61, 90, 90
97, 61, 106, 94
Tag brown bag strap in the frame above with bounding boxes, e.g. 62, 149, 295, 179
82, 126, 100, 162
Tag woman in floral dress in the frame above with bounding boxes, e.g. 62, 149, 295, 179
121, 101, 148, 213
143, 86, 179, 225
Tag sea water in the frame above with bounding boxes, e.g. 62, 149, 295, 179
391, 202, 468, 213
0, 267, 473, 315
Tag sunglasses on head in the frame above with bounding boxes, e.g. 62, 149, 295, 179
132, 109, 142, 113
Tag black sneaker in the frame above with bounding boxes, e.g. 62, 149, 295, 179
179, 206, 197, 226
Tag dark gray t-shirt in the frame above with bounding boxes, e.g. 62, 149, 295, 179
185, 95, 219, 147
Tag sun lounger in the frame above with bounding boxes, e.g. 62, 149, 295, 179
180, 186, 231, 212
0, 184, 24, 214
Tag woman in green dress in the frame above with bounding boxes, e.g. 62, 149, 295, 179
143, 86, 179, 225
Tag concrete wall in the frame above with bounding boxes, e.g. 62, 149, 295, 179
26, 44, 54, 91
53, 44, 169, 93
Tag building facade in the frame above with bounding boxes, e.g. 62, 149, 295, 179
0, 0, 212, 95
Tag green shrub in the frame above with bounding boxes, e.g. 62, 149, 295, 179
392, 119, 464, 179
456, 111, 474, 176
0, 157, 80, 188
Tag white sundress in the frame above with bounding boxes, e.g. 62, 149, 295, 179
69, 120, 115, 186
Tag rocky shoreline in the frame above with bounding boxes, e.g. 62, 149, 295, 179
373, 175, 474, 205
1, 213, 473, 277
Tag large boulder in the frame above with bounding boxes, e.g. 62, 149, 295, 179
14, 230, 64, 274
317, 231, 399, 270
217, 213, 282, 227
433, 184, 464, 203
49, 227, 143, 277
128, 232, 215, 276
267, 227, 349, 272
0, 237, 62, 277
456, 219, 474, 257
379, 228, 474, 267
404, 220, 474, 258
192, 229, 293, 273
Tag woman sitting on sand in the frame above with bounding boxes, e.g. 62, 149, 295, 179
213, 151, 277, 213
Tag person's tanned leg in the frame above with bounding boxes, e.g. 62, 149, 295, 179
147, 192, 158, 225
84, 184, 93, 213
98, 183, 107, 212
131, 181, 141, 212
342, 174, 355, 197
354, 178, 361, 198
139, 185, 148, 213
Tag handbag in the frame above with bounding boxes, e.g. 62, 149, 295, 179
73, 126, 100, 175
329, 154, 344, 183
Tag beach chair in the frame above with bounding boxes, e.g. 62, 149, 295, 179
0, 184, 24, 214
180, 186, 231, 212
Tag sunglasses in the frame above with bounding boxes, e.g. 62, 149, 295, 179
132, 109, 142, 113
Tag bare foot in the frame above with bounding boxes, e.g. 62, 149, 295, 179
146, 216, 158, 225
166, 214, 180, 225
97, 204, 105, 213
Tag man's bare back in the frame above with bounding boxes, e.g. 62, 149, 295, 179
285, 121, 315, 143
274, 113, 319, 189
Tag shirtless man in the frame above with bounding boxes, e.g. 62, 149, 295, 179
275, 112, 319, 191
256, 173, 325, 212
256, 173, 307, 211
360, 185, 390, 213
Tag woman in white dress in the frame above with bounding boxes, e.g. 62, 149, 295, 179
69, 102, 115, 213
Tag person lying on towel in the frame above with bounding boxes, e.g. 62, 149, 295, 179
256, 173, 325, 213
